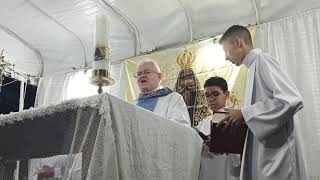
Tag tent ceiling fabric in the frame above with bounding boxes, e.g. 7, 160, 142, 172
1, 0, 320, 78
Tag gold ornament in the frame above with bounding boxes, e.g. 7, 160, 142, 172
176, 49, 196, 70
90, 46, 114, 94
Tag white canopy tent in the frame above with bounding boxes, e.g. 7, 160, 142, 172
0, 0, 319, 78
1, 0, 320, 180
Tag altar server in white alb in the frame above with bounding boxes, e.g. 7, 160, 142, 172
218, 25, 304, 180
133, 59, 190, 126
197, 76, 240, 180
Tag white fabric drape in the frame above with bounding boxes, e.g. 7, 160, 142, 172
35, 70, 101, 107
35, 72, 68, 107
35, 62, 126, 107
256, 9, 320, 180
1, 92, 202, 180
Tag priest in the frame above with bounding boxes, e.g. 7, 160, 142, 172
218, 25, 304, 180
133, 59, 190, 126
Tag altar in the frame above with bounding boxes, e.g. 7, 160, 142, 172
0, 93, 202, 180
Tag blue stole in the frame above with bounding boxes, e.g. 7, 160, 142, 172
136, 87, 172, 112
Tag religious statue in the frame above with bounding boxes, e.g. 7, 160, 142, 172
174, 49, 210, 126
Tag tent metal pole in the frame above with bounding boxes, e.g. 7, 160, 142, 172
19, 81, 25, 111
26, 0, 88, 69
176, 0, 193, 42
14, 81, 25, 180
252, 0, 261, 24
0, 24, 44, 77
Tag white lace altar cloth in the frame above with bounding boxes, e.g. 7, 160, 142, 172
0, 93, 202, 180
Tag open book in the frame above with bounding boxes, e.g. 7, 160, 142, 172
209, 111, 247, 154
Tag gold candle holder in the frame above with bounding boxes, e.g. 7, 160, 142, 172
90, 47, 114, 94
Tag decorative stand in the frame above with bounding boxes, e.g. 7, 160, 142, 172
90, 69, 114, 94
90, 47, 114, 94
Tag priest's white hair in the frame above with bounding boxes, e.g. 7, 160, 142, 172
138, 58, 161, 73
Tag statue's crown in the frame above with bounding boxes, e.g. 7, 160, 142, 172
176, 49, 196, 70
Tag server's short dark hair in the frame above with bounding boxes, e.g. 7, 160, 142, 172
204, 76, 228, 92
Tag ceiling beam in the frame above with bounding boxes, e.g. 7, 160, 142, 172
252, 0, 261, 25
0, 23, 44, 77
26, 0, 89, 69
176, 0, 193, 42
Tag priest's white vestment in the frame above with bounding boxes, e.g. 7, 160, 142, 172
134, 89, 190, 126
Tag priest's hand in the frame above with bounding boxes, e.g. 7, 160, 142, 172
216, 109, 244, 127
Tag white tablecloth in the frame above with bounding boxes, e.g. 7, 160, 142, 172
0, 93, 202, 180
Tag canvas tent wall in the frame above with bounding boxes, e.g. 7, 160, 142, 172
1, 0, 320, 79
1, 0, 320, 180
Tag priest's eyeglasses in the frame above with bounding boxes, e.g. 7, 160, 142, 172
134, 69, 160, 78
205, 91, 226, 99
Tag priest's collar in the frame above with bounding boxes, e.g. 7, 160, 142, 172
137, 87, 172, 112
138, 86, 172, 100
243, 48, 262, 68
154, 85, 163, 91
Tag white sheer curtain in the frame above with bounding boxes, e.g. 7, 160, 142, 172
256, 9, 320, 180
35, 73, 69, 107
35, 62, 126, 107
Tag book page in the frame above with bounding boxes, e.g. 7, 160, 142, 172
211, 112, 228, 123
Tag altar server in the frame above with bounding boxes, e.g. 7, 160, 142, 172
218, 25, 304, 180
197, 76, 240, 180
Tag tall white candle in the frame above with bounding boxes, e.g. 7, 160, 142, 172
95, 14, 109, 47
